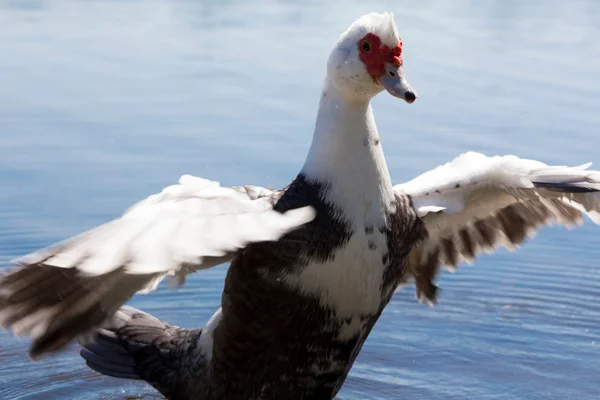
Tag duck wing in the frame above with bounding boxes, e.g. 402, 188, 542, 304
394, 151, 600, 303
0, 174, 314, 359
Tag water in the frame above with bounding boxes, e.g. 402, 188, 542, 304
1, 0, 599, 398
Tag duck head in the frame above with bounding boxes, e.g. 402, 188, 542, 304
326, 12, 417, 103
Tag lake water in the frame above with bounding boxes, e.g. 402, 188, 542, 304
1, 0, 599, 398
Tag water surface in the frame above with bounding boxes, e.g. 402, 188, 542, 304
1, 0, 599, 399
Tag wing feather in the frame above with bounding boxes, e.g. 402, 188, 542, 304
0, 175, 314, 358
394, 152, 600, 304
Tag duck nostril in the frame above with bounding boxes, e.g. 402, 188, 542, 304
404, 90, 416, 103
388, 70, 396, 77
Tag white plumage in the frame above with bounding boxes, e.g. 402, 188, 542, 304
395, 151, 600, 303
397, 152, 600, 217
10, 174, 314, 291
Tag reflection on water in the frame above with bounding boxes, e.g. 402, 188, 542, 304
1, 0, 599, 398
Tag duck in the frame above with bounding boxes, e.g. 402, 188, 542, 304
1, 11, 600, 400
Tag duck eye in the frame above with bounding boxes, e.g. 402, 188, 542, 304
360, 40, 371, 53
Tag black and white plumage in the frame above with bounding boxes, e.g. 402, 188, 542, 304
395, 152, 600, 303
1, 12, 600, 400
79, 306, 206, 399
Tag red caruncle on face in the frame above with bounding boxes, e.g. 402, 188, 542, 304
357, 33, 403, 80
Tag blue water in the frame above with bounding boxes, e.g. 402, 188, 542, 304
1, 0, 599, 398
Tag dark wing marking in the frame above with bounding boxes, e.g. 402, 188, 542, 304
0, 176, 313, 358
394, 152, 600, 303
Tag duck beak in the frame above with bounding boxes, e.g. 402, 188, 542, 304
377, 64, 417, 104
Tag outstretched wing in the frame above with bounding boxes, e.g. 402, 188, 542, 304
394, 152, 600, 303
0, 174, 314, 358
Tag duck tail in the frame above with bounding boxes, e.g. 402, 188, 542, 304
78, 306, 204, 398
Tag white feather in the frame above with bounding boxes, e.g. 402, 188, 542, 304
394, 152, 600, 302
197, 307, 222, 361
395, 151, 600, 225
13, 175, 316, 284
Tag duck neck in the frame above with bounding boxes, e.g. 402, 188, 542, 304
301, 79, 395, 220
